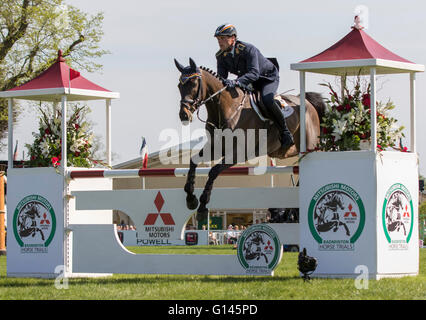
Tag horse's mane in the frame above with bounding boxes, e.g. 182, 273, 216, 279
199, 66, 223, 83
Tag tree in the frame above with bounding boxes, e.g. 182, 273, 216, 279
0, 0, 107, 150
420, 202, 426, 219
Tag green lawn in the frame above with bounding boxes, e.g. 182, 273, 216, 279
0, 246, 425, 300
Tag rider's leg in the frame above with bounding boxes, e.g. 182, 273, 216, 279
261, 80, 294, 148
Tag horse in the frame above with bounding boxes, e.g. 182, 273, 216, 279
385, 191, 407, 236
244, 231, 268, 263
314, 191, 351, 237
17, 202, 45, 240
175, 57, 325, 221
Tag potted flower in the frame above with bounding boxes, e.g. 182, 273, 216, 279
318, 76, 405, 152
25, 103, 100, 168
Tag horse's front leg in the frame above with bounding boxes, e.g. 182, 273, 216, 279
184, 150, 203, 210
196, 161, 234, 221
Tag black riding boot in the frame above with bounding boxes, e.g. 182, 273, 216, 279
269, 99, 294, 148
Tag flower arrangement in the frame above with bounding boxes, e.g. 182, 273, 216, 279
26, 104, 98, 168
317, 77, 405, 152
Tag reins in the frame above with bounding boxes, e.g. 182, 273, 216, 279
184, 72, 247, 130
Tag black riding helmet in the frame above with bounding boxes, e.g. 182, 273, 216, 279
214, 24, 237, 37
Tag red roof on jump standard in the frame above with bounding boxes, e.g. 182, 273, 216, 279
301, 27, 412, 64
8, 50, 111, 93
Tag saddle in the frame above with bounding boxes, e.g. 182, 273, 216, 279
248, 91, 294, 123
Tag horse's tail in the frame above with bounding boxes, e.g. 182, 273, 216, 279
305, 92, 326, 123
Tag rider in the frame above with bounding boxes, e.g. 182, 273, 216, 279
214, 23, 294, 149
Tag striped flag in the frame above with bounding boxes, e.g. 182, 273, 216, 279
140, 137, 148, 169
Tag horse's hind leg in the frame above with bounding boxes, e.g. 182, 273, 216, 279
401, 222, 407, 236
196, 161, 234, 221
339, 222, 351, 236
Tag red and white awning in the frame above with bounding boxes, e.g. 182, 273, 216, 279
2, 50, 119, 169
291, 27, 424, 75
0, 50, 119, 101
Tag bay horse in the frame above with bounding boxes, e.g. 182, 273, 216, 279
175, 58, 325, 221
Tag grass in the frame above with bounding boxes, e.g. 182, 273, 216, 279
0, 246, 425, 300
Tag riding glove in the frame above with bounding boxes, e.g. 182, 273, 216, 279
223, 79, 238, 88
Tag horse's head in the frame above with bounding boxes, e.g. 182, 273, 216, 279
174, 57, 203, 125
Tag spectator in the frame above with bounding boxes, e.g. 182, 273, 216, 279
209, 231, 218, 245
227, 225, 238, 244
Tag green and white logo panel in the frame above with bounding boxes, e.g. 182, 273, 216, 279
237, 224, 282, 275
308, 183, 366, 251
382, 183, 414, 250
13, 195, 56, 253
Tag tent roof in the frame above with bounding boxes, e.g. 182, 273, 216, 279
291, 27, 424, 76
0, 51, 119, 101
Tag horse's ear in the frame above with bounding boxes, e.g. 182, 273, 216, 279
189, 57, 197, 71
174, 58, 185, 73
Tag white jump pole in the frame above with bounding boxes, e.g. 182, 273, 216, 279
7, 98, 13, 169
409, 72, 416, 153
341, 75, 346, 98
61, 95, 68, 170
68, 165, 299, 180
369, 68, 377, 152
299, 71, 306, 153
106, 99, 112, 166
60, 94, 69, 275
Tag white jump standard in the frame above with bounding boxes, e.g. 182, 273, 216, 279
292, 22, 423, 279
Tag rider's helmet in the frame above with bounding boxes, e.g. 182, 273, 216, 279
214, 24, 237, 37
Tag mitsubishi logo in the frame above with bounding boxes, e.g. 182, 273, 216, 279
143, 191, 175, 225
344, 203, 357, 217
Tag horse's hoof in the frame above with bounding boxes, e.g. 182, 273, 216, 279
186, 195, 199, 210
196, 207, 208, 222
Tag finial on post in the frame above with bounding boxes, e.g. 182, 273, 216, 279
353, 15, 364, 30
353, 5, 369, 30
57, 49, 65, 62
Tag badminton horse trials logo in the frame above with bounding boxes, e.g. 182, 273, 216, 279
308, 183, 365, 251
382, 183, 414, 250
13, 195, 56, 253
143, 191, 175, 226
237, 224, 282, 275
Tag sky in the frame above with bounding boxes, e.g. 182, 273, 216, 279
3, 0, 426, 174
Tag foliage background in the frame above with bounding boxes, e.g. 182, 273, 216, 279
0, 0, 106, 151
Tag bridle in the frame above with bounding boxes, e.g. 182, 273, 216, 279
179, 71, 244, 129
179, 72, 204, 114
